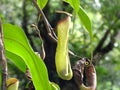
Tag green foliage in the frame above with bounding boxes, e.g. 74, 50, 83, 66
2, 24, 59, 90
63, 0, 80, 12
78, 6, 92, 42
5, 51, 26, 72
63, 0, 93, 42
1, 0, 120, 90
37, 0, 48, 9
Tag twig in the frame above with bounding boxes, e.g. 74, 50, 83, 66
31, 24, 46, 59
0, 19, 8, 90
55, 10, 72, 16
93, 29, 110, 55
93, 18, 119, 56
68, 50, 81, 58
31, 24, 43, 42
31, 0, 81, 58
31, 0, 57, 42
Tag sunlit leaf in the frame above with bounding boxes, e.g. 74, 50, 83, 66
63, 0, 92, 41
63, 0, 80, 12
2, 24, 51, 90
37, 0, 48, 9
78, 6, 93, 41
5, 50, 26, 72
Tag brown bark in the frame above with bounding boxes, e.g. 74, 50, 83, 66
0, 19, 8, 90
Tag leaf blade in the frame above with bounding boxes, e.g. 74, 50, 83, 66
63, 0, 80, 12
5, 50, 26, 72
78, 6, 93, 41
37, 0, 48, 9
63, 0, 93, 41
2, 24, 51, 90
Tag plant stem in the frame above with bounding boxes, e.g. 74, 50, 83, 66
0, 19, 8, 90
31, 0, 54, 36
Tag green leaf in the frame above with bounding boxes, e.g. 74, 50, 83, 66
63, 0, 92, 42
63, 0, 80, 12
78, 6, 93, 41
37, 0, 48, 9
2, 24, 51, 90
5, 50, 26, 72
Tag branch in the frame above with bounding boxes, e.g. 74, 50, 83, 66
100, 29, 117, 54
93, 29, 110, 55
0, 19, 8, 90
93, 17, 119, 56
92, 28, 118, 64
31, 0, 57, 43
31, 0, 79, 58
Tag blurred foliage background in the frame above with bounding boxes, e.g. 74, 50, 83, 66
0, 0, 120, 90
